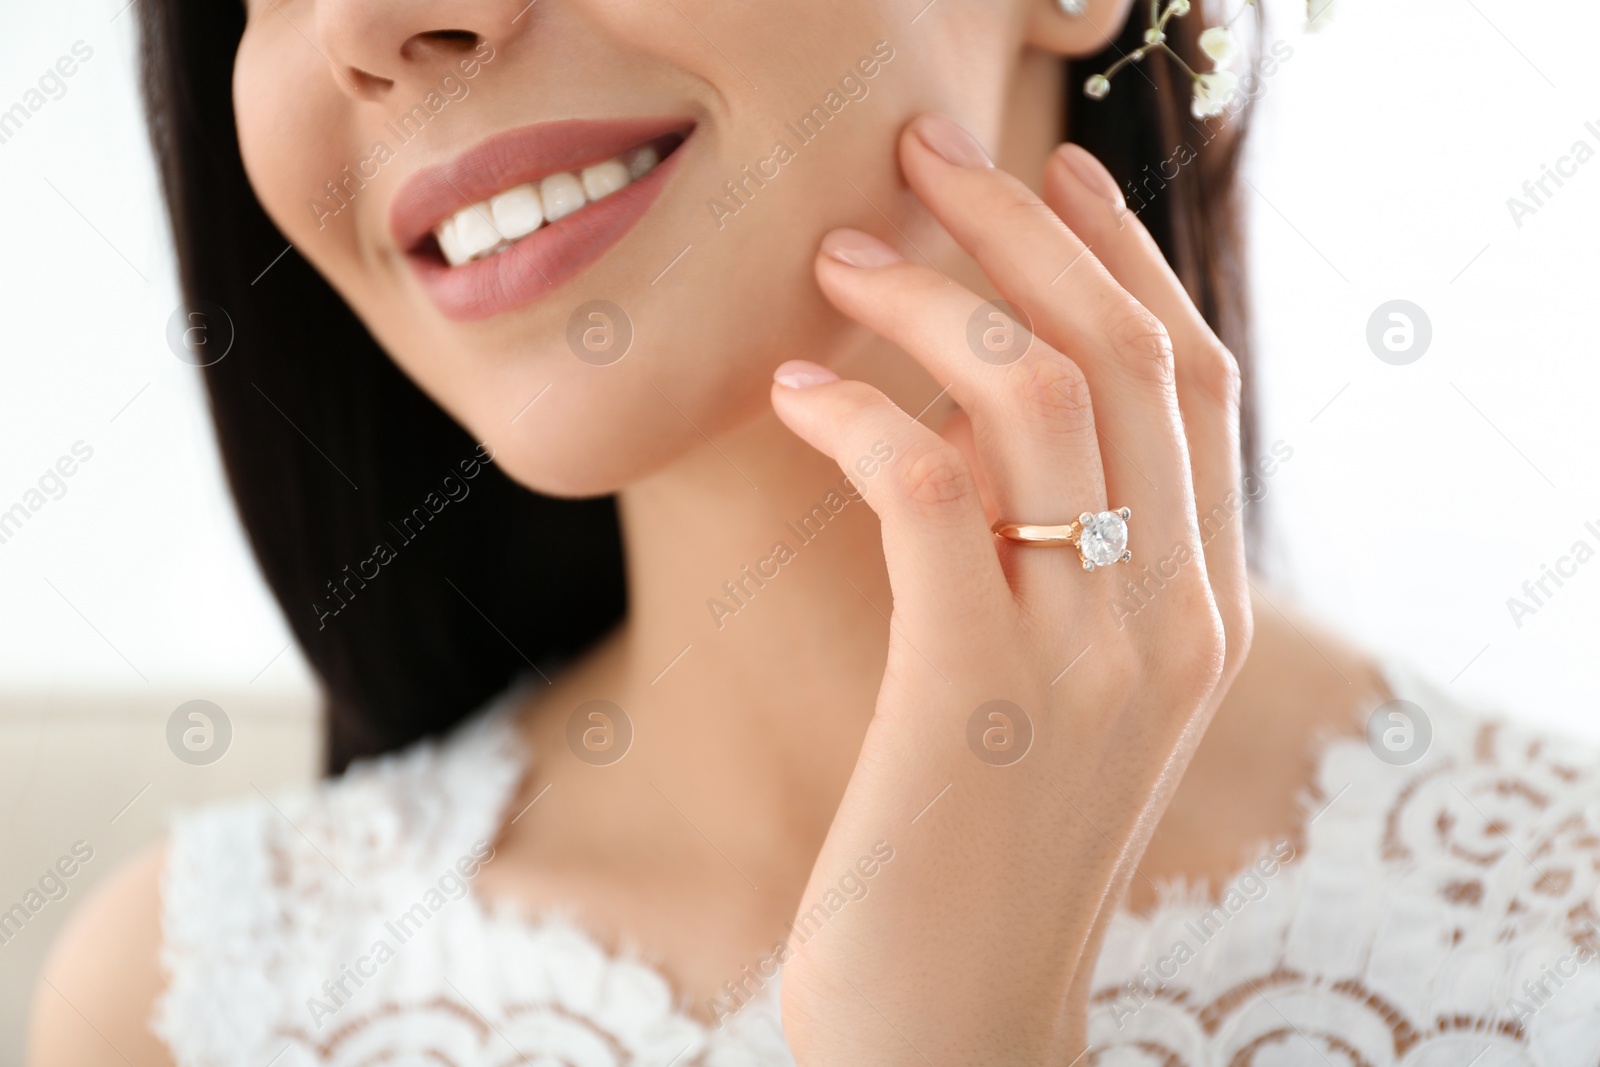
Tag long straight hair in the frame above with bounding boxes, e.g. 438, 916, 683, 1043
138, 2, 1257, 774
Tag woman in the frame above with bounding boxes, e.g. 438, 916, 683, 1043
27, 0, 1600, 1063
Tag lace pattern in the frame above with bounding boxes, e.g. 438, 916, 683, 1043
153, 665, 1600, 1066
1088, 663, 1600, 1066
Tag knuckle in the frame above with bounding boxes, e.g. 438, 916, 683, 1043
1161, 643, 1224, 704
995, 174, 1048, 218
969, 179, 1054, 253
1103, 304, 1176, 387
1223, 599, 1255, 680
1191, 340, 1243, 411
1141, 587, 1227, 699
890, 442, 976, 512
1182, 613, 1228, 692
1015, 355, 1095, 436
1214, 586, 1254, 679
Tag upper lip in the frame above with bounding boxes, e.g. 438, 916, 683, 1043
388, 116, 696, 254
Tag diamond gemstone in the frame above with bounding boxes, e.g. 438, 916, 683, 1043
1078, 511, 1128, 566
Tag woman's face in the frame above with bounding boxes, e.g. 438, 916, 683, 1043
233, 0, 1121, 495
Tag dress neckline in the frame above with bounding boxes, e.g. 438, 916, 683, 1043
438, 655, 1445, 1029
445, 676, 785, 1030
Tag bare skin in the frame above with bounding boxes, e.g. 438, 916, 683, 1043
29, 1, 1392, 1062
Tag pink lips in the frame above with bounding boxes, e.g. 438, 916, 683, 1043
389, 117, 693, 322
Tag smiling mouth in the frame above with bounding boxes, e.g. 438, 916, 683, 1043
418, 131, 687, 268
390, 118, 694, 321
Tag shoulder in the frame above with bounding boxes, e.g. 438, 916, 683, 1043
31, 702, 524, 1067
28, 842, 172, 1067
27, 789, 304, 1067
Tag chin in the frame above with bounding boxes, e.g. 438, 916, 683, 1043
483, 406, 685, 500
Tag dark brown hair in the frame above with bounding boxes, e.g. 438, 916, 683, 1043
138, 2, 1255, 774
1066, 9, 1260, 475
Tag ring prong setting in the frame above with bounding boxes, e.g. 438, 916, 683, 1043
992, 506, 1133, 572
1074, 509, 1131, 570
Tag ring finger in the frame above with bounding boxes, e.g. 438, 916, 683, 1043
815, 229, 1109, 592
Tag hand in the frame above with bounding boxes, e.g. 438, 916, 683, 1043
769, 113, 1252, 1065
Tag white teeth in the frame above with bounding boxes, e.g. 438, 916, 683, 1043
582, 159, 630, 203
539, 172, 586, 223
431, 142, 669, 267
440, 206, 502, 268
626, 145, 659, 181
435, 216, 467, 268
489, 184, 543, 241
581, 159, 631, 202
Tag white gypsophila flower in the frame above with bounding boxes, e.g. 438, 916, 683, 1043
1084, 74, 1111, 100
1198, 26, 1240, 65
1191, 70, 1240, 118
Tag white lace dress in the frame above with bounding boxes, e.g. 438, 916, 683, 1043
153, 663, 1600, 1066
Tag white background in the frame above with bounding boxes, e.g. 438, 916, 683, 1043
0, 10, 1596, 739
0, 0, 1595, 1060
0, 4, 317, 702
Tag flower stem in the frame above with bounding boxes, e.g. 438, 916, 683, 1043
1156, 41, 1199, 80
1102, 45, 1154, 81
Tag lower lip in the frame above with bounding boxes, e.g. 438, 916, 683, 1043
405, 142, 687, 322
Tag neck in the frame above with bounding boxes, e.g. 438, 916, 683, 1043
609, 408, 896, 842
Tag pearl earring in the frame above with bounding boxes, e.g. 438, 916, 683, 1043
1057, 0, 1089, 14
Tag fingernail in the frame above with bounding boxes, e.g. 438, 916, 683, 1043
774, 360, 840, 389
821, 228, 904, 269
911, 113, 994, 169
1057, 143, 1126, 209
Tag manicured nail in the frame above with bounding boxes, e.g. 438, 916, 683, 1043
911, 113, 994, 169
821, 228, 904, 269
774, 360, 840, 389
1057, 143, 1126, 209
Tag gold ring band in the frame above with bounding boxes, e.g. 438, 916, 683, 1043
991, 507, 1133, 572
990, 521, 1081, 545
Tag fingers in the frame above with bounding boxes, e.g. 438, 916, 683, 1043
937, 409, 999, 524
1042, 144, 1251, 671
769, 368, 1008, 634
812, 231, 1109, 590
898, 115, 1195, 556
1043, 144, 1242, 503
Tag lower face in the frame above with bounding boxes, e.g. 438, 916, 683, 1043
233, 0, 1025, 496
